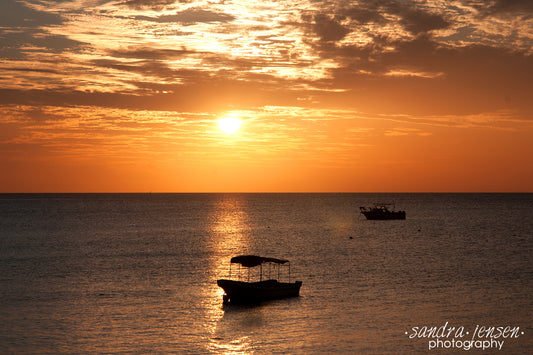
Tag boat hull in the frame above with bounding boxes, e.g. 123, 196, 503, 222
217, 279, 302, 303
361, 210, 406, 220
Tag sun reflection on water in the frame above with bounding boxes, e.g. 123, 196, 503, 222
202, 195, 258, 353
209, 335, 254, 354
209, 195, 254, 277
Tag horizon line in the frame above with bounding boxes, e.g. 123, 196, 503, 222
1, 191, 531, 194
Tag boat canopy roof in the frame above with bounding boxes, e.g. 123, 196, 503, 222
230, 255, 289, 268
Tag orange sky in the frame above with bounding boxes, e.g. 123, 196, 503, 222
1, 0, 532, 192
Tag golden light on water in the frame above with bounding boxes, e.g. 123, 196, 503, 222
204, 195, 256, 353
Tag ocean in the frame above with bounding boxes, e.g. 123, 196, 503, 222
0, 193, 531, 353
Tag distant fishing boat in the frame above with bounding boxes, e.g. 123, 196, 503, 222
360, 203, 406, 220
217, 255, 302, 304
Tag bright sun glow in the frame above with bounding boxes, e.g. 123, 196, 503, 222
218, 117, 242, 133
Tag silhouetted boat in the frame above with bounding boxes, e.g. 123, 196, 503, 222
217, 255, 302, 304
360, 203, 406, 220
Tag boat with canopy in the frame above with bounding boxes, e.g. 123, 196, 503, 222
217, 255, 302, 304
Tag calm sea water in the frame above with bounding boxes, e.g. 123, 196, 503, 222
0, 193, 531, 353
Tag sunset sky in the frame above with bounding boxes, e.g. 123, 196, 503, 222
1, 0, 532, 192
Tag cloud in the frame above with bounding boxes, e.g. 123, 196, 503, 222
344, 6, 387, 25
399, 8, 450, 34
0, 0, 63, 28
108, 47, 195, 60
472, 0, 533, 17
0, 1, 86, 59
312, 14, 351, 42
120, 0, 181, 10
329, 38, 533, 115
1, 0, 532, 118
339, 0, 451, 35
3, 67, 61, 75
138, 7, 236, 24
0, 72, 302, 112
91, 58, 181, 80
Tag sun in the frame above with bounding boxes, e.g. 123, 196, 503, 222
218, 116, 242, 134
